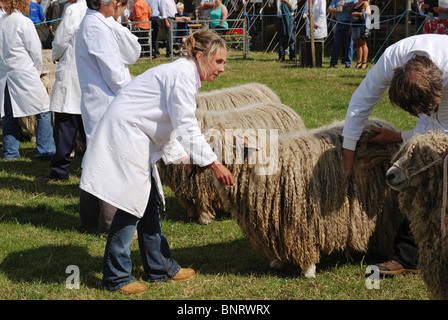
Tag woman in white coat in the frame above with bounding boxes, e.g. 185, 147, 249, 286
304, 0, 328, 40
80, 28, 234, 295
75, 0, 140, 235
0, 0, 55, 160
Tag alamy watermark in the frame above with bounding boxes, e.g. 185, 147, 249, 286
65, 265, 80, 290
365, 265, 380, 290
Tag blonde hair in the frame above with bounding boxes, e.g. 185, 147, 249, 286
4, 0, 30, 15
176, 2, 184, 9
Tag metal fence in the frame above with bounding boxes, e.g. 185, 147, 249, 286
126, 18, 249, 60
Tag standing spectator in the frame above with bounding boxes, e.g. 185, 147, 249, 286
42, 0, 61, 48
199, 0, 214, 20
209, 0, 228, 33
79, 28, 233, 294
76, 0, 139, 235
174, 2, 190, 56
132, 0, 151, 56
271, 0, 297, 62
29, 0, 45, 24
1, 0, 55, 160
327, 0, 355, 68
39, 0, 87, 182
303, 0, 328, 40
420, 0, 448, 34
147, 0, 161, 58
160, 0, 176, 57
347, 0, 371, 69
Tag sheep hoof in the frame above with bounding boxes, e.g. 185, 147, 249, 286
198, 216, 212, 225
301, 264, 316, 278
269, 259, 284, 270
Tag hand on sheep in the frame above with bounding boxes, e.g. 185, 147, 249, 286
208, 160, 234, 185
368, 127, 403, 145
342, 148, 355, 178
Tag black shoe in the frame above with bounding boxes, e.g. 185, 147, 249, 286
277, 57, 285, 62
38, 172, 68, 182
34, 154, 54, 161
330, 64, 336, 68
345, 65, 351, 68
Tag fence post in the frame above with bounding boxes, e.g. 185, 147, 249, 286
243, 12, 248, 59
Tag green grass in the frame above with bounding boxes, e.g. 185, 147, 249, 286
0, 50, 429, 301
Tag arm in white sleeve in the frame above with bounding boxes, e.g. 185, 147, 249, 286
166, 74, 217, 167
52, 6, 78, 62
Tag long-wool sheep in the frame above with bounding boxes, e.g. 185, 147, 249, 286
386, 131, 448, 300
195, 83, 281, 111
158, 101, 306, 224
213, 118, 403, 278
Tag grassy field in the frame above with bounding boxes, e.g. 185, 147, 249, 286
0, 50, 430, 303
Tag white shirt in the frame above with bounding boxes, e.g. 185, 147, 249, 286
275, 0, 297, 17
304, 0, 328, 39
342, 34, 448, 150
75, 9, 133, 145
160, 0, 176, 19
80, 58, 217, 218
0, 11, 50, 117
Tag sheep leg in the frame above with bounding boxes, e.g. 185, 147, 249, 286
301, 264, 316, 278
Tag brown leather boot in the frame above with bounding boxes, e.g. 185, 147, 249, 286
376, 260, 419, 276
171, 268, 195, 282
118, 282, 148, 295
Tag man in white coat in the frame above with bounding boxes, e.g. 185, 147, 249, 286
342, 34, 448, 277
39, 0, 88, 182
0, 0, 55, 160
80, 29, 234, 294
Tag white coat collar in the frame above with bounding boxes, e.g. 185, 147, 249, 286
185, 57, 201, 90
86, 8, 114, 30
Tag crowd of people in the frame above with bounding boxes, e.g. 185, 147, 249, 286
2, 0, 448, 295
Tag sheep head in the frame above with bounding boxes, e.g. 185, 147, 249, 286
386, 131, 448, 192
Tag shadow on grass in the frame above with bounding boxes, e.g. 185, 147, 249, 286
0, 244, 103, 288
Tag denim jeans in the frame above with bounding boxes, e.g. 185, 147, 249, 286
35, 111, 56, 158
102, 180, 180, 290
2, 84, 55, 159
330, 23, 353, 67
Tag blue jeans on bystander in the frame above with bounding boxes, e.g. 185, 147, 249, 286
2, 84, 55, 159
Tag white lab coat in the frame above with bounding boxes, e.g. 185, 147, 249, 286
107, 16, 141, 68
75, 8, 135, 144
0, 11, 50, 118
80, 58, 217, 218
50, 0, 87, 114
342, 34, 448, 150
304, 0, 328, 40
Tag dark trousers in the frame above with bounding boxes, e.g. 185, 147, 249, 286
79, 189, 118, 235
150, 17, 160, 56
391, 217, 419, 269
50, 112, 85, 179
